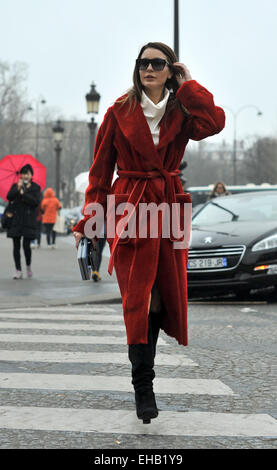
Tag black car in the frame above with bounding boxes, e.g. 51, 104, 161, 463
60, 207, 82, 235
187, 191, 277, 298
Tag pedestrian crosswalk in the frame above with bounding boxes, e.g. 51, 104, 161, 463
0, 304, 276, 443
0, 372, 233, 395
0, 321, 126, 331
0, 333, 159, 345
0, 350, 197, 366
1, 406, 276, 437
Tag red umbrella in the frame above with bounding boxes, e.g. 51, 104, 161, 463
0, 154, 47, 201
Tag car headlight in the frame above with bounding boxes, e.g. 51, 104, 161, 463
252, 233, 277, 252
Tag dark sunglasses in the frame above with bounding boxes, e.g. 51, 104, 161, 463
136, 58, 170, 71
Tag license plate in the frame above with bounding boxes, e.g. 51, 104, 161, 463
188, 257, 228, 269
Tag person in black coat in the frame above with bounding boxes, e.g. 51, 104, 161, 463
6, 164, 41, 279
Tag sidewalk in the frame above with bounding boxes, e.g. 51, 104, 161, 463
0, 232, 121, 308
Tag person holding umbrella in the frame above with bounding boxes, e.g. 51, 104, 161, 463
0, 154, 46, 202
6, 164, 41, 279
73, 42, 225, 423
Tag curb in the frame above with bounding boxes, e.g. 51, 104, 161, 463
0, 294, 122, 310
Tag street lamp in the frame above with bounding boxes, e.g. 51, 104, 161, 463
28, 97, 47, 159
223, 105, 263, 185
85, 82, 101, 165
174, 0, 179, 59
52, 120, 64, 199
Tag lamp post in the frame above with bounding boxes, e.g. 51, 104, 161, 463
85, 82, 101, 165
174, 0, 179, 59
28, 97, 47, 159
223, 105, 263, 185
52, 120, 64, 199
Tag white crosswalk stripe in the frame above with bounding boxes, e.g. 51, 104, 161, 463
0, 321, 126, 331
0, 313, 122, 321
0, 304, 276, 441
0, 333, 167, 345
0, 372, 232, 395
0, 407, 276, 437
0, 306, 117, 312
0, 350, 198, 366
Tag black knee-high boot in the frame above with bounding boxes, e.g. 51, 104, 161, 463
128, 313, 159, 424
150, 310, 162, 359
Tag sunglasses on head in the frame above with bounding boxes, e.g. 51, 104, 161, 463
136, 58, 170, 71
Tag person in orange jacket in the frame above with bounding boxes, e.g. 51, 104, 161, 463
41, 188, 62, 248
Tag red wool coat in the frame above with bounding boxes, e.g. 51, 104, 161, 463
74, 80, 225, 345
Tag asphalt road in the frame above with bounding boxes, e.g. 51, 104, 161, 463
0, 231, 276, 450
0, 301, 276, 449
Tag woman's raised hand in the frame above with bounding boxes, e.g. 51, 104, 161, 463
173, 63, 192, 86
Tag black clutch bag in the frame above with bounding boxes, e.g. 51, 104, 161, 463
77, 238, 97, 280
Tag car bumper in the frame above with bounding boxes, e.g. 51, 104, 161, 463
187, 256, 277, 295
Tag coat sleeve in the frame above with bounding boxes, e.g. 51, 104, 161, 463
6, 184, 20, 202
73, 107, 117, 234
176, 80, 225, 141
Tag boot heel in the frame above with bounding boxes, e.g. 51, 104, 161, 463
135, 391, 158, 423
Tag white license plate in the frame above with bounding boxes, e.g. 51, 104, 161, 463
188, 257, 228, 269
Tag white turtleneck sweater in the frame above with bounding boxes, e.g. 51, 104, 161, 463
141, 88, 170, 146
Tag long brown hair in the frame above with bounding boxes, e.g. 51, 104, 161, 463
209, 181, 230, 197
117, 42, 188, 116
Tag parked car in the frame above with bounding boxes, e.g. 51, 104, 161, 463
188, 184, 277, 206
187, 191, 277, 298
60, 206, 82, 234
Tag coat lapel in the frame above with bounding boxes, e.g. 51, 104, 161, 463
112, 95, 186, 169
157, 105, 185, 151
113, 98, 159, 168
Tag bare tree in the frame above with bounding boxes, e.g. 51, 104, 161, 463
184, 141, 233, 188
29, 119, 90, 207
57, 120, 89, 207
242, 137, 277, 184
0, 60, 31, 154
11, 114, 90, 207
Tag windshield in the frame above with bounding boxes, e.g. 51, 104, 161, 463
192, 193, 277, 225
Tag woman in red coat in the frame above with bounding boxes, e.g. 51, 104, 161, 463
73, 42, 225, 423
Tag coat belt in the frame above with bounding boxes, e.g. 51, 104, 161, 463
108, 168, 181, 275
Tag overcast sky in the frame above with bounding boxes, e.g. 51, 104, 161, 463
1, 0, 276, 145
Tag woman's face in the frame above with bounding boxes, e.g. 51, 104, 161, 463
216, 184, 225, 193
20, 171, 32, 183
139, 48, 173, 93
